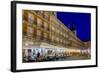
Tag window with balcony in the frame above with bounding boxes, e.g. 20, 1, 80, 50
52, 26, 54, 31
36, 30, 42, 39
37, 11, 44, 17
52, 36, 54, 42
44, 12, 49, 20
23, 21, 27, 36
28, 13, 34, 25
37, 18, 42, 28
23, 10, 28, 21
44, 32, 48, 41
27, 26, 33, 36
44, 22, 49, 30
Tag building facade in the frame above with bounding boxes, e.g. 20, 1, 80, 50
22, 10, 90, 62
22, 10, 87, 49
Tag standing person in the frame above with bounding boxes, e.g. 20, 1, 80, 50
35, 49, 40, 62
32, 49, 36, 62
28, 49, 32, 62
37, 52, 40, 61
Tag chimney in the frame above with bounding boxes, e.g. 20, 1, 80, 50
71, 20, 76, 35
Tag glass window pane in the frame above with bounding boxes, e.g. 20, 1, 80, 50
37, 18, 42, 27
28, 13, 34, 25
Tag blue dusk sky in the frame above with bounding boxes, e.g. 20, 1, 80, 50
57, 12, 91, 42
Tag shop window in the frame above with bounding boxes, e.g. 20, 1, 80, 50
28, 49, 32, 60
23, 49, 28, 57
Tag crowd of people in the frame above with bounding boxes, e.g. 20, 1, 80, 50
22, 48, 91, 63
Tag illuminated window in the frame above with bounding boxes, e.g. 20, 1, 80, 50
44, 22, 48, 30
37, 11, 44, 16
52, 24, 55, 31
37, 18, 42, 28
44, 12, 49, 20
56, 29, 59, 34
28, 13, 34, 25
23, 10, 28, 21
52, 36, 54, 41
56, 37, 59, 41
27, 26, 33, 36
23, 49, 28, 57
52, 12, 56, 16
44, 33, 48, 39
52, 26, 54, 31
37, 30, 41, 39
